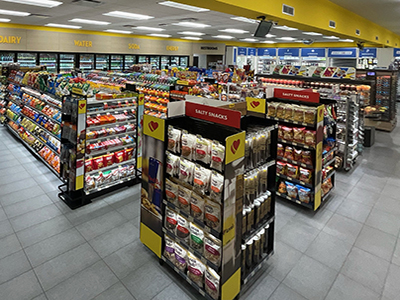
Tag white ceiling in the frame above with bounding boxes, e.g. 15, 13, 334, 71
0, 0, 358, 43
329, 0, 400, 35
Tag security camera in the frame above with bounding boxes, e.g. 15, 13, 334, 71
357, 42, 365, 50
302, 39, 314, 45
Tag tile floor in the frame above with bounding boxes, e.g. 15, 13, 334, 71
0, 122, 400, 300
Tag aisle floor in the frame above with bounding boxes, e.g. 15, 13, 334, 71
1, 123, 400, 300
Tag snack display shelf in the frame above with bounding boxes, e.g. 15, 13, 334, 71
163, 200, 221, 239
278, 139, 315, 150
87, 119, 136, 131
86, 157, 137, 176
85, 174, 137, 195
21, 102, 61, 125
6, 123, 60, 177
277, 156, 313, 169
87, 97, 137, 104
322, 187, 335, 202
20, 112, 61, 140
9, 81, 63, 103
161, 257, 214, 300
323, 157, 336, 168
276, 191, 313, 209
87, 130, 137, 142
162, 228, 220, 272
21, 88, 62, 109
277, 173, 313, 189
243, 216, 275, 244
322, 171, 335, 183
86, 142, 136, 158
87, 107, 136, 115
266, 116, 314, 128
18, 122, 60, 156
322, 147, 337, 160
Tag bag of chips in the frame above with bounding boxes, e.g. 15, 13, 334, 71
193, 165, 211, 194
165, 179, 178, 204
287, 164, 299, 179
284, 104, 294, 120
282, 126, 293, 141
293, 105, 304, 123
276, 103, 285, 119
205, 267, 220, 300
293, 148, 302, 161
302, 150, 313, 166
267, 102, 277, 117
278, 181, 287, 194
210, 171, 224, 203
174, 243, 188, 271
277, 161, 287, 175
278, 125, 284, 140
190, 192, 205, 221
304, 130, 316, 146
165, 207, 177, 232
299, 167, 312, 184
277, 143, 284, 158
179, 158, 195, 184
298, 186, 311, 203
304, 107, 316, 124
181, 131, 196, 160
293, 127, 305, 144
168, 126, 181, 153
178, 186, 191, 214
284, 146, 294, 160
187, 252, 206, 288
205, 200, 221, 232
211, 141, 225, 172
195, 136, 212, 164
189, 222, 204, 253
204, 235, 221, 266
286, 182, 298, 199
164, 235, 175, 263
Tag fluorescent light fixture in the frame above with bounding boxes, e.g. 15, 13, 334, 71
69, 18, 110, 25
178, 31, 205, 36
262, 41, 276, 44
265, 34, 276, 38
339, 39, 354, 42
219, 28, 249, 34
212, 35, 234, 39
0, 18, 10, 22
274, 25, 298, 31
172, 21, 210, 28
323, 35, 340, 39
0, 9, 30, 16
2, 0, 62, 8
181, 36, 202, 40
276, 37, 297, 41
230, 16, 257, 24
158, 1, 209, 12
135, 26, 165, 32
45, 23, 81, 29
241, 38, 258, 42
148, 33, 171, 37
104, 29, 132, 34
103, 11, 154, 20
302, 31, 322, 36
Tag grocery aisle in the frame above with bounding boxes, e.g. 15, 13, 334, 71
1, 120, 400, 300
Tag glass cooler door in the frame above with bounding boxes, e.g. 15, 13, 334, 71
110, 55, 123, 70
96, 54, 109, 70
17, 53, 37, 68
40, 53, 58, 73
60, 54, 75, 72
79, 54, 94, 71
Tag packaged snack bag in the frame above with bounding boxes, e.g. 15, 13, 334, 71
165, 207, 178, 232
282, 126, 293, 141
187, 253, 205, 288
210, 141, 225, 172
277, 143, 284, 157
267, 102, 277, 117
165, 178, 178, 204
193, 165, 211, 194
298, 186, 311, 203
304, 130, 316, 146
210, 171, 224, 202
85, 159, 93, 172
176, 215, 190, 243
178, 186, 191, 214
168, 126, 181, 153
189, 222, 204, 253
195, 136, 212, 164
205, 267, 220, 300
204, 235, 222, 266
164, 235, 175, 263
293, 127, 305, 143
284, 146, 294, 160
114, 150, 125, 164
204, 200, 221, 232
179, 158, 195, 184
286, 182, 298, 198
304, 107, 316, 124
286, 164, 299, 179
190, 192, 205, 221
174, 243, 187, 271
299, 167, 312, 184
103, 153, 114, 167
181, 131, 196, 160
277, 161, 287, 175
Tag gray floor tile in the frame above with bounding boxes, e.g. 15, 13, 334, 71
0, 270, 43, 300
0, 207, 6, 222
0, 185, 46, 207
39, 181, 61, 194
355, 226, 397, 261
0, 220, 14, 240
64, 200, 114, 226
91, 282, 135, 300
276, 220, 320, 252
152, 283, 197, 300
333, 182, 353, 198
116, 200, 140, 220
0, 178, 37, 196
321, 195, 344, 213
268, 283, 307, 300
76, 210, 127, 241
323, 214, 363, 245
34, 243, 101, 291
89, 222, 139, 258
0, 159, 21, 171
4, 194, 53, 219
375, 194, 400, 216
0, 170, 32, 186
242, 274, 279, 300
17, 215, 73, 248
45, 261, 118, 300
274, 211, 293, 233
356, 174, 387, 194
103, 186, 140, 209
0, 165, 26, 176
283, 255, 337, 300
341, 247, 390, 294
366, 208, 400, 236
32, 294, 48, 300
306, 231, 352, 271
0, 250, 31, 285
25, 228, 86, 267
336, 200, 372, 223
391, 239, 400, 266
275, 201, 300, 217
33, 173, 59, 185
325, 273, 380, 300
10, 204, 62, 232
122, 261, 172, 300
292, 207, 333, 230
381, 182, 400, 198
0, 234, 22, 260
104, 240, 154, 279
382, 263, 400, 300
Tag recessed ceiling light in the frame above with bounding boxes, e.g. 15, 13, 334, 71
177, 31, 205, 36
241, 38, 258, 42
2, 0, 62, 8
302, 32, 322, 36
276, 37, 297, 41
219, 28, 249, 34
262, 41, 276, 44
181, 36, 202, 40
323, 35, 340, 39
148, 33, 171, 37
103, 11, 154, 20
104, 29, 132, 34
158, 1, 209, 12
212, 35, 234, 39
69, 18, 110, 25
274, 25, 298, 31
339, 39, 354, 42
135, 26, 165, 32
173, 21, 210, 28
0, 9, 30, 16
266, 34, 276, 38
45, 23, 81, 29
230, 16, 257, 24
0, 18, 10, 22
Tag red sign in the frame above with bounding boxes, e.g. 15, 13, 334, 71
185, 102, 241, 129
274, 88, 320, 103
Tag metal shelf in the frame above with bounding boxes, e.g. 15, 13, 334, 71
86, 130, 136, 142
277, 156, 313, 169
87, 106, 136, 116
87, 119, 136, 131
84, 174, 137, 195
277, 173, 313, 189
86, 158, 136, 176
322, 170, 335, 183
243, 216, 275, 244
278, 139, 315, 150
87, 97, 137, 105
242, 251, 274, 285
85, 142, 135, 158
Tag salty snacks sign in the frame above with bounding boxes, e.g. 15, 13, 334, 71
186, 102, 241, 128
274, 88, 320, 103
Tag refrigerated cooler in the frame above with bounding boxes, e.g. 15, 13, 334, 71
149, 56, 160, 69
180, 56, 188, 68
40, 53, 58, 73
80, 54, 94, 70
161, 56, 169, 69
138, 56, 148, 64
124, 55, 136, 69
17, 53, 37, 68
60, 54, 75, 73
0, 52, 15, 64
110, 55, 123, 70
96, 54, 109, 70
256, 48, 277, 75
170, 56, 179, 67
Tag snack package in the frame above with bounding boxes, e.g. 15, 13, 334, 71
85, 175, 95, 190
190, 192, 205, 221
210, 171, 224, 202
164, 235, 176, 263
304, 130, 316, 146
85, 159, 93, 173
267, 102, 277, 117
92, 156, 104, 170
103, 153, 114, 167
165, 179, 179, 204
287, 164, 299, 179
189, 222, 204, 253
168, 126, 181, 153
278, 181, 287, 194
187, 252, 206, 288
181, 131, 196, 160
174, 243, 188, 271
193, 165, 211, 194
299, 167, 312, 184
179, 158, 195, 184
282, 126, 293, 141
277, 143, 284, 158
178, 186, 191, 214
278, 125, 284, 140
165, 207, 178, 232
195, 136, 212, 164
125, 148, 135, 161
94, 173, 104, 188
302, 150, 313, 166
210, 141, 225, 172
276, 103, 285, 119
204, 235, 221, 266
166, 152, 180, 177
114, 150, 125, 164
176, 214, 190, 243
205, 267, 220, 300
284, 104, 294, 120
293, 148, 302, 161
304, 107, 316, 124
293, 105, 304, 123
284, 146, 294, 160
298, 186, 311, 203
293, 127, 305, 144
277, 161, 287, 175
204, 200, 221, 232
286, 182, 298, 198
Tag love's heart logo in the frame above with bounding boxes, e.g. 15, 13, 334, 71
250, 101, 260, 108
79, 103, 85, 110
231, 139, 240, 154
319, 109, 323, 118
149, 121, 159, 132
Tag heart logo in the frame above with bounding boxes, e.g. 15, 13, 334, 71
149, 121, 159, 132
231, 139, 240, 154
319, 109, 323, 118
79, 103, 85, 110
250, 101, 260, 108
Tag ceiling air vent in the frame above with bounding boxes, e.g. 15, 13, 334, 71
356, 29, 360, 35
282, 4, 295, 16
329, 20, 336, 29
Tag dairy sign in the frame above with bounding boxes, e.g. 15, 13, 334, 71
0, 36, 21, 44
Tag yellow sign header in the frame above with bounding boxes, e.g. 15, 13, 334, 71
74, 40, 92, 47
0, 36, 21, 44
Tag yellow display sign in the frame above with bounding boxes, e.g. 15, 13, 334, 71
74, 40, 92, 47
138, 93, 145, 106
246, 97, 266, 114
75, 174, 84, 190
143, 115, 165, 142
225, 131, 245, 165
176, 80, 189, 86
140, 223, 162, 258
0, 36, 21, 44
129, 43, 140, 50
166, 45, 179, 51
221, 268, 241, 300
78, 100, 87, 114
316, 105, 325, 123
